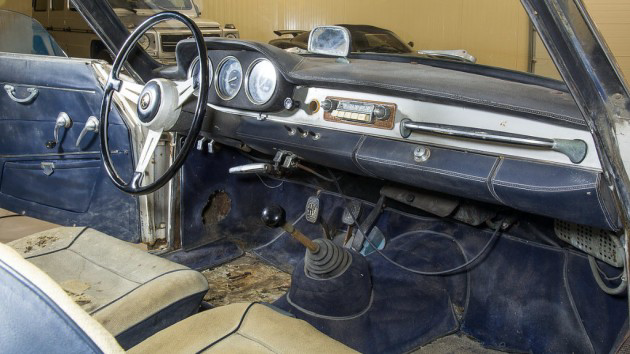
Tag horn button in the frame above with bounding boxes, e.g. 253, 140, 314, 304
137, 81, 162, 124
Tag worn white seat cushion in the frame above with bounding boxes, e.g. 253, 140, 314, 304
8, 227, 209, 347
129, 302, 358, 353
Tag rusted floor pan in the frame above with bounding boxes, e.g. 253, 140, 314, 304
202, 253, 291, 307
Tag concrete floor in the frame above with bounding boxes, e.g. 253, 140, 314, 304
0, 209, 59, 243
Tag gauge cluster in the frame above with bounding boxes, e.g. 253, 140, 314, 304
182, 49, 292, 112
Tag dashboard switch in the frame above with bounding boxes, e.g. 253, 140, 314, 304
196, 137, 208, 151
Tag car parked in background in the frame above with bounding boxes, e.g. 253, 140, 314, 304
32, 0, 239, 64
269, 24, 476, 63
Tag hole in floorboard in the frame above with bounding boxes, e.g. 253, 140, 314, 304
202, 253, 291, 307
202, 190, 232, 225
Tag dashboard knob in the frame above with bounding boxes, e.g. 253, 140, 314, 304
321, 99, 334, 112
373, 105, 390, 120
284, 97, 298, 110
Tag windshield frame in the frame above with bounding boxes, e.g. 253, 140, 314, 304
522, 0, 630, 250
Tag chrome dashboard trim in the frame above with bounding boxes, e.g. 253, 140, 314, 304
207, 86, 602, 170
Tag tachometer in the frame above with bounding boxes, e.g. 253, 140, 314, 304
187, 57, 212, 96
246, 59, 277, 105
215, 56, 243, 100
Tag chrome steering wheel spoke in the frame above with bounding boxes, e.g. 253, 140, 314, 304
118, 78, 144, 106
135, 129, 163, 174
175, 77, 195, 108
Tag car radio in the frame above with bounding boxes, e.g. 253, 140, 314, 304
321, 97, 397, 130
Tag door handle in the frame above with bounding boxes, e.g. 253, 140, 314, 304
76, 116, 99, 148
4, 84, 38, 104
46, 112, 73, 149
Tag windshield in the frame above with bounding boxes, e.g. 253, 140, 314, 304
107, 0, 192, 11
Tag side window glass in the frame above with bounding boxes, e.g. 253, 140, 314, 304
33, 0, 47, 12
52, 0, 64, 11
0, 10, 66, 57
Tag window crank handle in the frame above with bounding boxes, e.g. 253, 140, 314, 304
76, 116, 99, 148
46, 112, 72, 149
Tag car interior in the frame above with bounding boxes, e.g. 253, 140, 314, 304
0, 3, 629, 353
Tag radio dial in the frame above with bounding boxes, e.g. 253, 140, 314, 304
321, 99, 335, 112
373, 105, 390, 120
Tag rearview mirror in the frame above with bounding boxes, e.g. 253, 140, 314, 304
307, 26, 351, 57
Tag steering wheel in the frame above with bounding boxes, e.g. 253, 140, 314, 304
99, 11, 209, 195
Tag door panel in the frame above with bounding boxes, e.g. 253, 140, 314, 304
1, 159, 100, 213
0, 53, 139, 242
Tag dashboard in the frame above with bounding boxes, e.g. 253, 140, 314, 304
166, 39, 620, 232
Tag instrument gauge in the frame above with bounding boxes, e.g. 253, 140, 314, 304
187, 57, 212, 96
215, 56, 243, 100
246, 59, 277, 105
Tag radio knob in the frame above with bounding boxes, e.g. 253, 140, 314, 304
321, 99, 334, 112
373, 105, 390, 120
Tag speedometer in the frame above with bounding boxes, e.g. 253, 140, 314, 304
215, 56, 242, 100
246, 59, 277, 105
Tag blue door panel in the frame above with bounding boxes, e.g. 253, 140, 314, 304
0, 56, 139, 242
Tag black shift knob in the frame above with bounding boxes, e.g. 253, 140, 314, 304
261, 205, 286, 228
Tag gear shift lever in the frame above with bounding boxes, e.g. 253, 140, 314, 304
262, 205, 373, 318
261, 205, 319, 252
261, 205, 351, 278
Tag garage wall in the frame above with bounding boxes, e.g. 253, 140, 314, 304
201, 0, 630, 81
0, 1, 32, 16
534, 0, 630, 81
0, 1, 626, 81
201, 0, 531, 71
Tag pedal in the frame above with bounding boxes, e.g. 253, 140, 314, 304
342, 200, 362, 225
554, 220, 624, 267
305, 196, 320, 224
341, 200, 362, 248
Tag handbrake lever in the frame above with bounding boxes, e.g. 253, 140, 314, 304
228, 163, 272, 175
229, 150, 299, 176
